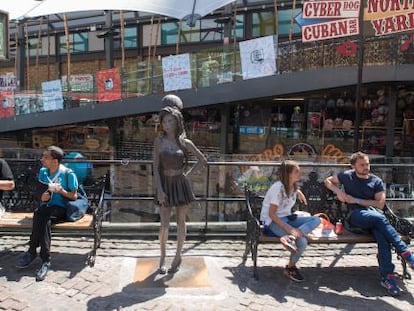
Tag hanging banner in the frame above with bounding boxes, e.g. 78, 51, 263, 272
162, 53, 192, 92
42, 79, 64, 111
0, 72, 17, 91
14, 93, 42, 115
96, 68, 122, 102
239, 35, 277, 80
0, 91, 14, 118
364, 0, 414, 36
61, 74, 94, 92
301, 0, 361, 42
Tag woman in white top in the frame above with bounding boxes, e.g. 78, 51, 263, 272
260, 160, 320, 282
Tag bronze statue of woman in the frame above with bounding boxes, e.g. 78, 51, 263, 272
153, 95, 207, 274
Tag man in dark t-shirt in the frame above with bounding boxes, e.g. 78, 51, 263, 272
325, 152, 414, 297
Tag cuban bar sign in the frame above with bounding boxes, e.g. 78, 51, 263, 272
301, 0, 361, 42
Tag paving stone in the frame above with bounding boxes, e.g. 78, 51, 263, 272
0, 235, 413, 310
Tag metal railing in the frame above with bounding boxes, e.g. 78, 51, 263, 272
2, 157, 414, 232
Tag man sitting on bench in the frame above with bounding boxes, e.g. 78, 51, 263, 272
324, 151, 414, 297
16, 146, 79, 281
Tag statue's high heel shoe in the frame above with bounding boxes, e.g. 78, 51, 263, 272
168, 258, 182, 273
159, 265, 167, 274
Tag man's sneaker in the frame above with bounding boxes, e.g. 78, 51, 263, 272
284, 265, 304, 282
401, 250, 414, 270
16, 252, 37, 269
36, 261, 51, 282
280, 235, 298, 253
380, 274, 402, 297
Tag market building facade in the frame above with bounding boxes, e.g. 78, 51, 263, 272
0, 1, 414, 222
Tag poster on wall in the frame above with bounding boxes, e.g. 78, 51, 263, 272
0, 91, 14, 118
239, 35, 277, 80
14, 93, 43, 115
363, 0, 414, 36
61, 74, 94, 92
0, 72, 17, 91
0, 11, 8, 60
96, 68, 122, 102
300, 0, 360, 42
42, 79, 64, 111
162, 53, 192, 92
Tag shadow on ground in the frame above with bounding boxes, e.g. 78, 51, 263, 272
87, 271, 166, 310
0, 250, 90, 281
225, 263, 414, 310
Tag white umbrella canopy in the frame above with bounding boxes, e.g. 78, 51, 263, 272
1, 1, 42, 20
19, 0, 236, 24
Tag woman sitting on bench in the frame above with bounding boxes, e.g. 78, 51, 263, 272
260, 160, 320, 282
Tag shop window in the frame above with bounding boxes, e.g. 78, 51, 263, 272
27, 37, 41, 57
59, 32, 88, 54
161, 15, 244, 45
161, 21, 199, 45
27, 36, 56, 57
252, 9, 301, 38
113, 26, 138, 49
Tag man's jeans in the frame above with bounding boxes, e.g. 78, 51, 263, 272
267, 216, 320, 265
348, 207, 409, 277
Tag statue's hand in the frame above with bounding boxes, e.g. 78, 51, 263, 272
157, 191, 167, 206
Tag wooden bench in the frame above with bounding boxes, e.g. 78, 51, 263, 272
242, 177, 414, 280
0, 175, 107, 267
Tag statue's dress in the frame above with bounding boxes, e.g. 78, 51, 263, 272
157, 146, 195, 207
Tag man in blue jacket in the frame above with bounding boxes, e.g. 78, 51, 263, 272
16, 146, 79, 281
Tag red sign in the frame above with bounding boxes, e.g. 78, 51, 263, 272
0, 91, 15, 118
95, 68, 122, 102
337, 41, 358, 56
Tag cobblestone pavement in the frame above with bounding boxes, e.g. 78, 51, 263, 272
1, 234, 414, 311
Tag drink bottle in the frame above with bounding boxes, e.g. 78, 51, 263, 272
335, 219, 344, 235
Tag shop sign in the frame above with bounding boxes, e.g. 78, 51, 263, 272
302, 18, 359, 42
239, 126, 265, 135
301, 0, 360, 42
364, 0, 414, 36
303, 1, 360, 19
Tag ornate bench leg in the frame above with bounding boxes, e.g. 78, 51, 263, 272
399, 255, 412, 280
242, 235, 252, 263
252, 239, 259, 279
87, 207, 103, 268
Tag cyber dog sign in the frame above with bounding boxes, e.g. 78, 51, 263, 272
301, 1, 361, 42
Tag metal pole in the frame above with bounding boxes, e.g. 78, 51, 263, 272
105, 11, 114, 69
353, 1, 365, 151
16, 22, 25, 91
